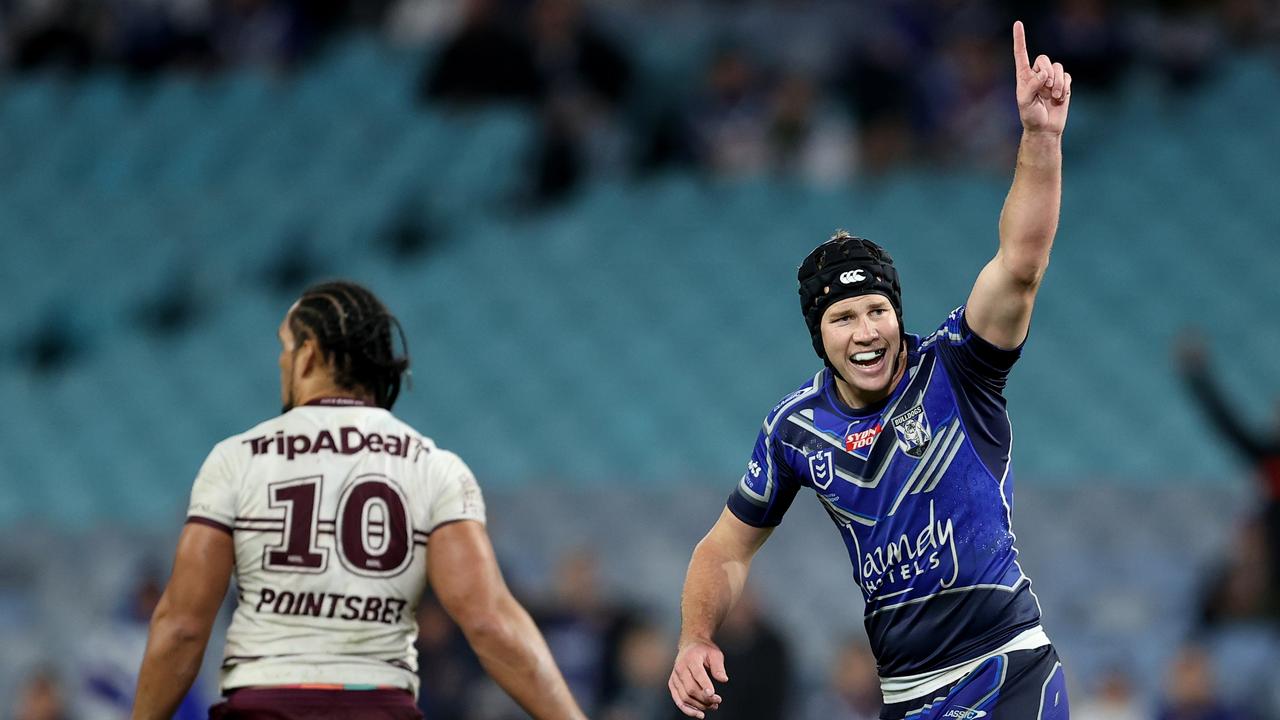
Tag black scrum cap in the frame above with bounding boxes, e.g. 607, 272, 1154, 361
797, 231, 903, 363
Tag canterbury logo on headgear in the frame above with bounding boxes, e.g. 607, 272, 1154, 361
839, 269, 867, 284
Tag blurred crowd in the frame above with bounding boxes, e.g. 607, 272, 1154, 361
411, 0, 1280, 201
9, 536, 1279, 720
3, 0, 1280, 202
5, 1, 1280, 718
0, 0, 367, 73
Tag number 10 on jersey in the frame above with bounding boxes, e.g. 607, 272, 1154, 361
263, 474, 414, 578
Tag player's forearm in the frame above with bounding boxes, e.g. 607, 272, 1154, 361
678, 534, 751, 646
1185, 369, 1268, 459
997, 130, 1062, 286
463, 596, 587, 720
131, 617, 210, 720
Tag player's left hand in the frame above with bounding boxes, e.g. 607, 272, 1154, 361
669, 638, 727, 718
1012, 20, 1071, 135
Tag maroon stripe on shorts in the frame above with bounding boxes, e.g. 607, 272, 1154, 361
215, 688, 421, 719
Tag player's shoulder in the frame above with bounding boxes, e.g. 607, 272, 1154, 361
368, 410, 437, 446
916, 305, 968, 353
206, 414, 285, 464
207, 412, 297, 459
762, 369, 829, 431
352, 412, 475, 479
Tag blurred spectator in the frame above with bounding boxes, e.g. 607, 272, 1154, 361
700, 589, 792, 720
1073, 667, 1145, 720
1218, 0, 1280, 46
208, 0, 309, 70
1177, 331, 1280, 595
385, 0, 468, 45
835, 15, 918, 174
415, 592, 485, 720
109, 0, 214, 74
1155, 645, 1251, 720
689, 46, 771, 177
766, 72, 856, 185
1135, 0, 1225, 90
419, 0, 632, 203
1040, 0, 1134, 92
926, 28, 1019, 170
2, 0, 349, 74
528, 0, 633, 202
599, 617, 671, 720
530, 0, 630, 110
533, 548, 631, 716
12, 668, 71, 720
419, 0, 542, 105
8, 0, 104, 72
804, 637, 880, 720
78, 573, 209, 720
1197, 518, 1279, 627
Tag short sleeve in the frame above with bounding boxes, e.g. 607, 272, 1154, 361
931, 305, 1023, 391
423, 450, 486, 533
726, 421, 801, 528
187, 444, 236, 534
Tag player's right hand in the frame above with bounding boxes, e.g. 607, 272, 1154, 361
669, 638, 728, 719
1012, 20, 1072, 135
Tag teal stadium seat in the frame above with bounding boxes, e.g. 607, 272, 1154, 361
1, 38, 1278, 711
3, 46, 1278, 500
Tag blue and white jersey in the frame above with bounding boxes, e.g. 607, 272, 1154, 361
728, 306, 1043, 683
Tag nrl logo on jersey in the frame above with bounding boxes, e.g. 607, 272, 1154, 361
891, 405, 932, 458
808, 450, 835, 489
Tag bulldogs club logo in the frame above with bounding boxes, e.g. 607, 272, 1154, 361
891, 405, 932, 458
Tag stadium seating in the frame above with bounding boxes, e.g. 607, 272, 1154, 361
3, 41, 1278, 518
1, 33, 1278, 713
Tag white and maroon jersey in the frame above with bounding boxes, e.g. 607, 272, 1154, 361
186, 398, 485, 695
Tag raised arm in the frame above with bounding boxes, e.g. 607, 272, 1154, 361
1177, 333, 1269, 460
427, 520, 587, 720
132, 522, 233, 720
967, 21, 1072, 350
669, 508, 774, 719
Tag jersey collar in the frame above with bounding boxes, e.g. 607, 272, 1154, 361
303, 397, 372, 407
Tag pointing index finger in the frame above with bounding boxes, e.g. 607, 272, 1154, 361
1012, 20, 1031, 72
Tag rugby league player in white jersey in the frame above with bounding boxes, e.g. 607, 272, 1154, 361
132, 281, 586, 720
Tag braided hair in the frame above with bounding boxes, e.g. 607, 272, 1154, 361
287, 281, 410, 410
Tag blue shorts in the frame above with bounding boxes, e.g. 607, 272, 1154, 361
881, 645, 1068, 720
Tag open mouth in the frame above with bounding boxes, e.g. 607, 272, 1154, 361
850, 348, 887, 371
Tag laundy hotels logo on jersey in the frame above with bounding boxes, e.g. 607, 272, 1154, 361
891, 405, 932, 458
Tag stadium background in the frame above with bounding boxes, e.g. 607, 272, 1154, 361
1, 0, 1278, 718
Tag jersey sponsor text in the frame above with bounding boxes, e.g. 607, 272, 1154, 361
240, 426, 423, 461
254, 586, 409, 626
